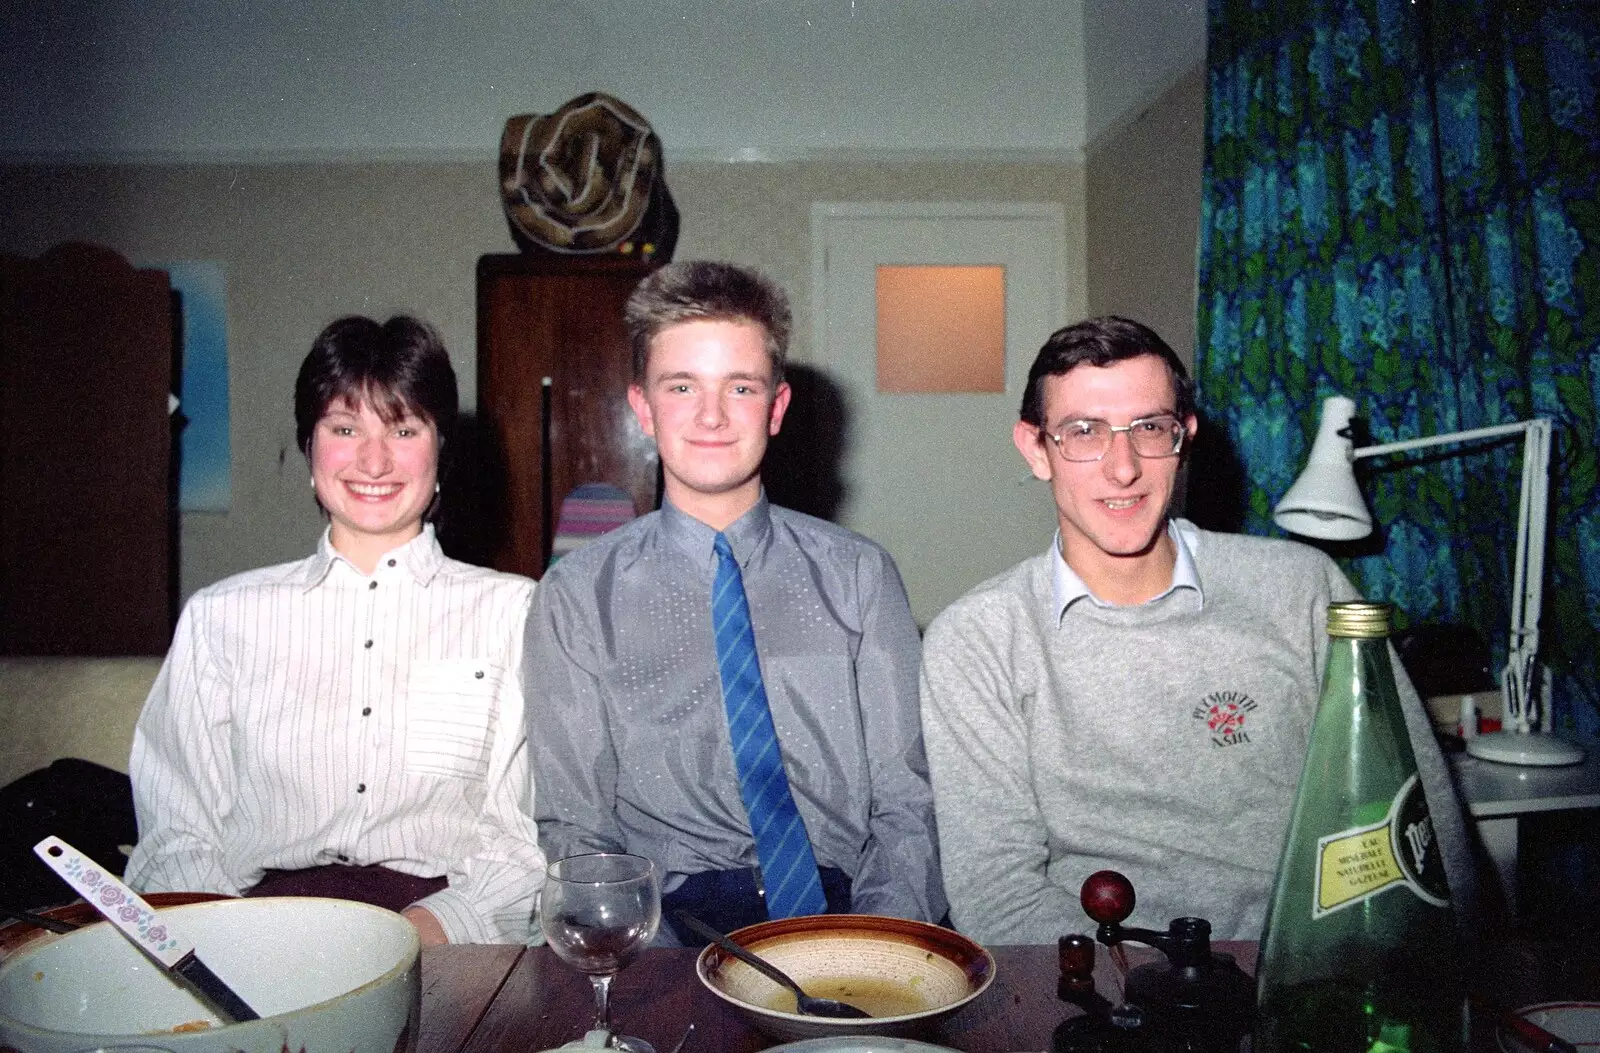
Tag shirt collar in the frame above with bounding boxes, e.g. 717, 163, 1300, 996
297, 524, 444, 590
660, 491, 773, 569
1050, 518, 1203, 620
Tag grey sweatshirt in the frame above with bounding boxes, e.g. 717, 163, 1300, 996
920, 521, 1476, 944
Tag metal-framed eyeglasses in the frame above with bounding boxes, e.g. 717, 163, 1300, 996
1041, 414, 1187, 462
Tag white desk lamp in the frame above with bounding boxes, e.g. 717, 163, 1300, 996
1275, 396, 1583, 767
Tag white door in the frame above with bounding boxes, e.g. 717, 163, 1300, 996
807, 202, 1068, 627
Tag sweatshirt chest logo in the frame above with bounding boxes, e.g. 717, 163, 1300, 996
1193, 691, 1258, 748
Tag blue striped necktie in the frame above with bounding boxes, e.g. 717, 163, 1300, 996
710, 531, 827, 918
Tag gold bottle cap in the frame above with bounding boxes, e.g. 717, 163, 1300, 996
1326, 601, 1392, 638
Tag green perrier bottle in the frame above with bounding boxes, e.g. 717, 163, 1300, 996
1255, 602, 1465, 1053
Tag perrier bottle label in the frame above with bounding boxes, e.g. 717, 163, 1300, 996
1313, 773, 1449, 918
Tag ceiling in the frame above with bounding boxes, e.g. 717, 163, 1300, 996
1, 0, 1205, 163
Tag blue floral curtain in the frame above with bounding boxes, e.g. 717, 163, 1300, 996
1196, 0, 1600, 732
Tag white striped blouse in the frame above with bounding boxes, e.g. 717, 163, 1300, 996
125, 526, 545, 944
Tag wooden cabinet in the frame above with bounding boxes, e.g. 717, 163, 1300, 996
474, 254, 661, 578
0, 243, 176, 654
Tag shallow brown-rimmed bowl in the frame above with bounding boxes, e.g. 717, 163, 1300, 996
694, 914, 995, 1042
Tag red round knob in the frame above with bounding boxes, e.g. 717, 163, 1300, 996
1080, 869, 1135, 924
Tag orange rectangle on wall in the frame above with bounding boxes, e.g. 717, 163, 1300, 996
876, 265, 1006, 393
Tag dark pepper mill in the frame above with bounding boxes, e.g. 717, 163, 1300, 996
1051, 871, 1253, 1053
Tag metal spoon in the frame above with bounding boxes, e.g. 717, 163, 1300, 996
674, 911, 870, 1019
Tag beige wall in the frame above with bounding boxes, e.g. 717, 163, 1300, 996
3, 83, 1210, 625
0, 159, 1096, 614
1085, 61, 1206, 370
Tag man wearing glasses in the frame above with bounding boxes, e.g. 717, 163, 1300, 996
919, 316, 1437, 943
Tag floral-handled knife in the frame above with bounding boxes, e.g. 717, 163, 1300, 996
32, 835, 261, 1024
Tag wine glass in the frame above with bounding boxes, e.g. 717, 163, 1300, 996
539, 852, 661, 1052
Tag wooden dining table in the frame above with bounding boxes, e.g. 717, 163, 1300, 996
418, 941, 1240, 1053
418, 934, 1599, 1053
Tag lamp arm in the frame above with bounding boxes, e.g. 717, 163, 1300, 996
1349, 420, 1536, 460
1351, 418, 1553, 732
1504, 420, 1551, 731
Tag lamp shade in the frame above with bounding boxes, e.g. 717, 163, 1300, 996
1273, 396, 1374, 541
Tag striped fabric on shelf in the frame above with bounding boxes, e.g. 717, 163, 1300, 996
549, 483, 639, 566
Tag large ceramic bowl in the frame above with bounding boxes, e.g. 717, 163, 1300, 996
695, 914, 994, 1043
0, 896, 420, 1053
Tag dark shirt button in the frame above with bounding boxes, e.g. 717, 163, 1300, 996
369, 581, 377, 590
387, 559, 397, 567
364, 639, 373, 649
361, 706, 372, 716
356, 783, 367, 793
475, 670, 485, 679
336, 853, 349, 863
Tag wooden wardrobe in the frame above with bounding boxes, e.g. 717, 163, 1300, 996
474, 254, 662, 578
0, 243, 177, 655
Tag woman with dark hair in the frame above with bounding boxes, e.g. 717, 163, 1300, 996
126, 316, 544, 946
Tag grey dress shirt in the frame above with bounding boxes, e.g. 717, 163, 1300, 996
524, 494, 946, 927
